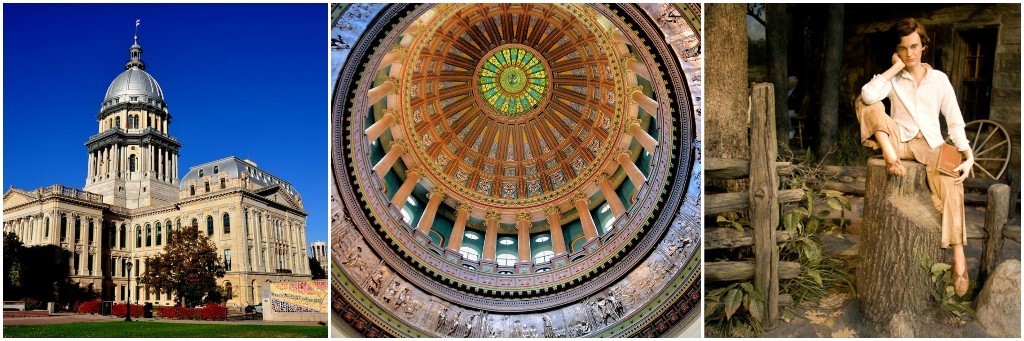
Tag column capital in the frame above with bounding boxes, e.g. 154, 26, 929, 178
428, 187, 446, 200
628, 85, 645, 96
484, 211, 502, 221
405, 165, 420, 176
515, 212, 532, 222
595, 172, 612, 183
385, 77, 400, 85
616, 148, 631, 157
380, 108, 399, 117
574, 192, 590, 204
390, 139, 408, 151
456, 202, 473, 212
627, 118, 643, 127
391, 45, 408, 57
544, 205, 561, 216
619, 54, 638, 66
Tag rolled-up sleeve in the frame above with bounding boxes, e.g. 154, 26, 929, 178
860, 74, 892, 104
941, 78, 970, 151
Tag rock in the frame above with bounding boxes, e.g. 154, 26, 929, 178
975, 259, 1021, 337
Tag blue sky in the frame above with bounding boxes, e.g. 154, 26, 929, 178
2, 4, 329, 251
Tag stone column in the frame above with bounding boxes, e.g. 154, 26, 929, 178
379, 46, 407, 68
417, 188, 446, 235
390, 166, 420, 208
365, 110, 397, 141
516, 213, 532, 263
447, 203, 471, 251
367, 77, 398, 105
482, 211, 500, 261
596, 173, 626, 217
616, 149, 647, 188
628, 118, 659, 154
93, 218, 101, 275
622, 55, 652, 81
574, 194, 599, 240
630, 87, 659, 115
374, 140, 407, 176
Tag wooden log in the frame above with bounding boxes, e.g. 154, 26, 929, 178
705, 189, 804, 215
980, 184, 1010, 284
1003, 225, 1021, 243
778, 294, 793, 308
821, 165, 866, 179
858, 158, 943, 337
705, 158, 793, 179
963, 177, 1007, 190
820, 181, 865, 196
705, 261, 801, 282
704, 228, 794, 250
749, 83, 780, 329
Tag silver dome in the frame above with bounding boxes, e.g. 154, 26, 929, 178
104, 68, 164, 103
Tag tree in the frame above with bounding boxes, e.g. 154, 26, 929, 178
706, 3, 750, 192
766, 4, 791, 146
140, 226, 226, 307
816, 4, 844, 160
4, 232, 93, 309
309, 257, 327, 280
4, 232, 25, 299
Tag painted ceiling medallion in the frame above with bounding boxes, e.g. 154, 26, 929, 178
477, 46, 548, 119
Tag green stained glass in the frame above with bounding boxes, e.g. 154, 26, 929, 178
478, 47, 548, 119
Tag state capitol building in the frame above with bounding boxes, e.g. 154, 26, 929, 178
2, 36, 312, 308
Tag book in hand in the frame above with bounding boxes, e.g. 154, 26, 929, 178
936, 144, 962, 177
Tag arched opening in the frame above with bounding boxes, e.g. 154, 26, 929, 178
129, 155, 137, 172
155, 223, 162, 246
222, 213, 231, 234
145, 224, 152, 247
206, 216, 214, 236
136, 225, 142, 248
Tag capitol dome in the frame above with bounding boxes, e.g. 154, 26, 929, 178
105, 68, 164, 102
100, 42, 167, 111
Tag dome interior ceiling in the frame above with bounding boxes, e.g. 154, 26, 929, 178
394, 3, 635, 215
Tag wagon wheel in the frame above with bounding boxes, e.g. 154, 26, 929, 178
948, 119, 1011, 180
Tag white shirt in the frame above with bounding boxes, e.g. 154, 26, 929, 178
860, 65, 970, 151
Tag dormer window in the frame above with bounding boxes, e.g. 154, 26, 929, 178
213, 166, 219, 174
190, 185, 195, 196
220, 178, 226, 189
130, 96, 138, 101
205, 181, 210, 192
199, 169, 204, 177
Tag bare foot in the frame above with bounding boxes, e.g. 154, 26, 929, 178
954, 270, 969, 297
884, 157, 906, 177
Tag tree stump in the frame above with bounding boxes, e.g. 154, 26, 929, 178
858, 157, 943, 337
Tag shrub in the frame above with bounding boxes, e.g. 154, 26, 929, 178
76, 300, 101, 314
110, 303, 144, 318
154, 303, 227, 321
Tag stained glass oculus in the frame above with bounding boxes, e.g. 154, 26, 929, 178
477, 46, 549, 119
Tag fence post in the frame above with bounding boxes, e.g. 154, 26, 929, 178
980, 184, 1010, 284
749, 83, 780, 329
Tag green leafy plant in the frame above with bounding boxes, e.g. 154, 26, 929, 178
705, 282, 765, 337
716, 212, 749, 232
921, 257, 975, 321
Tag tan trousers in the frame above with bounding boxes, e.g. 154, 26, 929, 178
856, 100, 967, 248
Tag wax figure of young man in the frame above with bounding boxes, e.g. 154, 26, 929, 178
856, 18, 975, 296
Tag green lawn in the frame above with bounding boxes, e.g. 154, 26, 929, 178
3, 321, 328, 338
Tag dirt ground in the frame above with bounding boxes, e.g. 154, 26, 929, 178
761, 196, 1021, 338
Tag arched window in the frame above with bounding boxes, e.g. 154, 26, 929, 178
147, 116, 152, 128
534, 250, 554, 263
460, 246, 479, 260
213, 166, 219, 174
199, 169, 204, 177
176, 219, 181, 230
115, 116, 121, 128
225, 282, 233, 300
222, 213, 231, 234
602, 216, 617, 234
45, 217, 50, 238
129, 155, 137, 172
155, 223, 162, 246
206, 216, 214, 236
496, 253, 517, 266
87, 219, 94, 243
400, 207, 413, 224
191, 218, 198, 229
120, 225, 126, 248
145, 224, 152, 247
136, 225, 142, 248
74, 217, 81, 242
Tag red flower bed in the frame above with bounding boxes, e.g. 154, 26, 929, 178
111, 303, 144, 318
76, 300, 101, 314
154, 303, 227, 321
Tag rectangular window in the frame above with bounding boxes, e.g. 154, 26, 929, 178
220, 178, 226, 189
